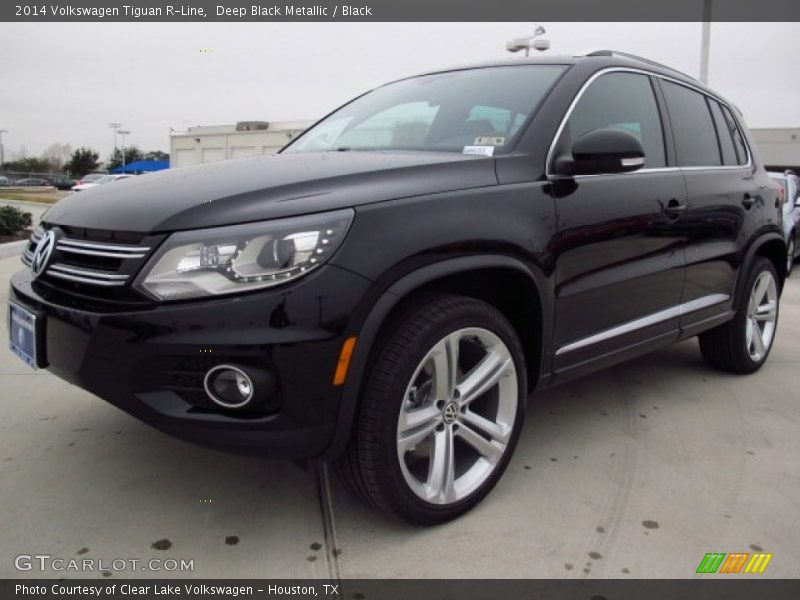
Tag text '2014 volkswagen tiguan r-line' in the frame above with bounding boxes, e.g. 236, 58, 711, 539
9, 51, 786, 524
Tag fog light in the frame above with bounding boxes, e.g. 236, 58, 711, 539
204, 365, 255, 409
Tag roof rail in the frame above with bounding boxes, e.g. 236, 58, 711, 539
583, 49, 697, 82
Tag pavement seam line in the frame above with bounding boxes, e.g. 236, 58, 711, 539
315, 461, 342, 581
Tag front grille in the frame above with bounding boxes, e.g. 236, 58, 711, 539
22, 224, 165, 302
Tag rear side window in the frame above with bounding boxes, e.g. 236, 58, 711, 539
661, 81, 721, 167
708, 100, 738, 166
559, 72, 666, 169
719, 104, 749, 165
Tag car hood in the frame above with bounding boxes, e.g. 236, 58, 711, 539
43, 151, 498, 233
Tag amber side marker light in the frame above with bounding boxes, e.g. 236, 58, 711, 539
333, 336, 357, 386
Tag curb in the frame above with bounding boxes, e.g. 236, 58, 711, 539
0, 240, 27, 259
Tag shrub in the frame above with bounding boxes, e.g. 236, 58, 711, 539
0, 206, 33, 236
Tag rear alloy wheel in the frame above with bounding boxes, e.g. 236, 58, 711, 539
335, 293, 526, 524
699, 257, 779, 373
786, 238, 794, 277
745, 270, 778, 362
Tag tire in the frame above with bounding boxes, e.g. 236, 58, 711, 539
787, 237, 794, 277
699, 257, 779, 374
334, 293, 527, 524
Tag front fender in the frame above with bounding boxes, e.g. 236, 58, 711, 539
321, 254, 547, 460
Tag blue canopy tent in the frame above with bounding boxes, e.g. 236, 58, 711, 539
111, 160, 169, 174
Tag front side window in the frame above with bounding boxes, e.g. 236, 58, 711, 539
661, 81, 722, 167
555, 72, 667, 169
284, 65, 566, 155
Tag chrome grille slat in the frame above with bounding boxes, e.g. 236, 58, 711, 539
57, 238, 150, 254
46, 271, 127, 287
48, 264, 130, 281
56, 245, 148, 259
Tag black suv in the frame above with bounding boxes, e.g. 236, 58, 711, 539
8, 52, 785, 524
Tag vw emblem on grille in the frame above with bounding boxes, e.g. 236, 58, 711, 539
442, 400, 459, 424
30, 230, 57, 279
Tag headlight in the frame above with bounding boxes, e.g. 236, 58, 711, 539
134, 209, 354, 301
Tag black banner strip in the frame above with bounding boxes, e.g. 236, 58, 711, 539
4, 579, 800, 600
3, 0, 800, 22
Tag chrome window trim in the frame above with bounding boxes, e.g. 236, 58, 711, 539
555, 293, 730, 356
545, 67, 753, 179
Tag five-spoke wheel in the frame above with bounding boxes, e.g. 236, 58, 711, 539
397, 327, 517, 505
335, 293, 525, 524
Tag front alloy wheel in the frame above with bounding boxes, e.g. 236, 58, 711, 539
397, 327, 517, 505
335, 293, 526, 524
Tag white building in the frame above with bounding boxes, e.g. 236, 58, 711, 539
751, 128, 800, 171
170, 120, 314, 168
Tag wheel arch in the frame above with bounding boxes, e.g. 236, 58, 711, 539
322, 255, 548, 460
735, 232, 787, 306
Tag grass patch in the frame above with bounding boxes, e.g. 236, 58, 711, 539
0, 191, 65, 204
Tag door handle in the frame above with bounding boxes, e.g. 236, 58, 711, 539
742, 194, 756, 209
664, 199, 687, 219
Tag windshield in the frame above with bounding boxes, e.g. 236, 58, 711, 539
284, 65, 566, 155
96, 175, 119, 184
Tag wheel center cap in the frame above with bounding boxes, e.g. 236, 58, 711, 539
442, 401, 459, 424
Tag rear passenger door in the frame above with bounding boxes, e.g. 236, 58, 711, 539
550, 71, 687, 373
659, 80, 758, 331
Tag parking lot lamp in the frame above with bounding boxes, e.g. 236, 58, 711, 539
0, 130, 6, 167
506, 24, 550, 57
109, 122, 121, 159
117, 130, 130, 172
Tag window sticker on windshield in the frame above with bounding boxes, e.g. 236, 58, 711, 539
473, 136, 505, 146
463, 145, 495, 157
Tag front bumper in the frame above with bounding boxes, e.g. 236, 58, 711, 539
9, 265, 373, 458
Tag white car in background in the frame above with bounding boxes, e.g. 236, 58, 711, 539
71, 173, 134, 192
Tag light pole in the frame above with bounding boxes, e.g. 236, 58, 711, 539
109, 122, 121, 166
0, 129, 6, 168
699, 0, 712, 84
117, 129, 130, 172
506, 24, 550, 57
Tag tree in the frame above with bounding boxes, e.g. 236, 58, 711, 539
4, 157, 51, 173
144, 150, 169, 162
64, 147, 100, 178
107, 145, 144, 171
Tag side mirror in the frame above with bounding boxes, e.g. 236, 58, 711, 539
552, 128, 646, 177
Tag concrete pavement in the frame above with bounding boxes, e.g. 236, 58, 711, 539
1, 253, 798, 579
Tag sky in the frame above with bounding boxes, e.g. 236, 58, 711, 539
0, 22, 798, 161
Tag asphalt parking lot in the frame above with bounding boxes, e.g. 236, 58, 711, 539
1, 252, 799, 580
